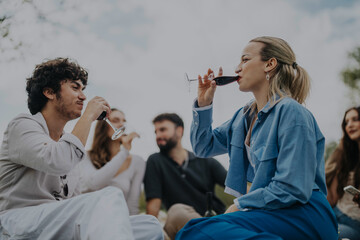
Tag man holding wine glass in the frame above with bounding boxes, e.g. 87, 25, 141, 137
0, 58, 163, 240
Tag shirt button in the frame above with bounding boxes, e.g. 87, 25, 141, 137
193, 111, 198, 117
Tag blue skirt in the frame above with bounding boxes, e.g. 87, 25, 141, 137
175, 191, 338, 240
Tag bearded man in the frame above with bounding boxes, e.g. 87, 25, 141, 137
144, 113, 227, 240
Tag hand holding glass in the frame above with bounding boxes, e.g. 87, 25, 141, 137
185, 73, 239, 86
97, 111, 126, 140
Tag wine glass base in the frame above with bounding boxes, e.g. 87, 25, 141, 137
111, 127, 126, 140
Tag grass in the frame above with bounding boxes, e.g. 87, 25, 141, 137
138, 184, 236, 214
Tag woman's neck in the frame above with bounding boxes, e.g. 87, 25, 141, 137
252, 83, 269, 112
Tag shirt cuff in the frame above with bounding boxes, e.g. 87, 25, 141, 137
193, 98, 213, 111
192, 98, 213, 128
233, 198, 250, 211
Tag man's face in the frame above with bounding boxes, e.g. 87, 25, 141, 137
54, 80, 86, 120
154, 120, 182, 153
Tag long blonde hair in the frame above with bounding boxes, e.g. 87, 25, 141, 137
88, 108, 123, 169
250, 36, 310, 104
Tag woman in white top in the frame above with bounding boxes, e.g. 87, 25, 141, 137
79, 108, 145, 215
326, 106, 360, 240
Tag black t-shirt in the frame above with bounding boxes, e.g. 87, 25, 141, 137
144, 151, 227, 215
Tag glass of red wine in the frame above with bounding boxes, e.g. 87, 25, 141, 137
97, 111, 126, 140
185, 72, 239, 91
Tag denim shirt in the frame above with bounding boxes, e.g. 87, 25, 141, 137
191, 97, 327, 210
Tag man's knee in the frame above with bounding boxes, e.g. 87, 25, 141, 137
130, 215, 164, 240
164, 204, 201, 240
167, 204, 199, 222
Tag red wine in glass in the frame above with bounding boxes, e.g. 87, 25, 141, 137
185, 73, 239, 86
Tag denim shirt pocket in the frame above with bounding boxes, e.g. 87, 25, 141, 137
230, 129, 245, 147
253, 144, 278, 162
251, 144, 279, 188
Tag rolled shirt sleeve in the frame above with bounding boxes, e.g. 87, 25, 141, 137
191, 99, 230, 158
7, 114, 85, 176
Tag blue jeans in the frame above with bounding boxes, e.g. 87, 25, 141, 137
333, 206, 360, 240
176, 191, 338, 240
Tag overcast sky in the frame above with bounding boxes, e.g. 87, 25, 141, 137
1, 0, 360, 168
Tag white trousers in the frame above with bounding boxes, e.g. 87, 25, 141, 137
0, 187, 163, 240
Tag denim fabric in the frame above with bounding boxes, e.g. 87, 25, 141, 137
333, 206, 360, 240
191, 97, 327, 210
176, 191, 338, 240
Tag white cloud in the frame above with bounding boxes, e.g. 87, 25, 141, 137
1, 0, 359, 166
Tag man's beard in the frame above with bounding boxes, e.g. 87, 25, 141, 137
158, 135, 178, 154
55, 93, 80, 120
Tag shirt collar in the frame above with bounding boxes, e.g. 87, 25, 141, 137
32, 112, 50, 135
243, 95, 284, 121
32, 112, 65, 137
187, 151, 197, 161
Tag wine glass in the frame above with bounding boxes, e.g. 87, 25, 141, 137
184, 72, 239, 91
97, 111, 126, 140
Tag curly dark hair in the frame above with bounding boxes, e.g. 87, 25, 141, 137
26, 58, 88, 114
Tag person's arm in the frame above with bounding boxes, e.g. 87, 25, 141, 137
144, 155, 163, 218
72, 96, 111, 146
126, 156, 146, 215
7, 115, 85, 175
191, 103, 233, 158
82, 148, 129, 191
146, 198, 162, 217
190, 68, 231, 158
81, 132, 139, 191
327, 175, 339, 207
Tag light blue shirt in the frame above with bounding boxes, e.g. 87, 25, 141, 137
191, 97, 327, 210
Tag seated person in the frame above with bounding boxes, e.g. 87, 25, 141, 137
78, 108, 145, 215
0, 58, 163, 240
144, 113, 227, 239
326, 106, 360, 240
176, 36, 337, 240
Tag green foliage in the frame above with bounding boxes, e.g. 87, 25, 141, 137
341, 47, 360, 103
324, 141, 338, 162
138, 184, 236, 214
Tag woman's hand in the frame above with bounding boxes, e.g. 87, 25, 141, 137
197, 67, 223, 107
353, 193, 360, 208
120, 132, 140, 151
224, 204, 240, 214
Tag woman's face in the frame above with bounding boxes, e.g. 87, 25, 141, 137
235, 42, 268, 93
107, 110, 126, 138
345, 109, 360, 142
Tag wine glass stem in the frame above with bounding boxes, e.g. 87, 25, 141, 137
105, 118, 117, 132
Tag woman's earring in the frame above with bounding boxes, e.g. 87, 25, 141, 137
266, 73, 270, 81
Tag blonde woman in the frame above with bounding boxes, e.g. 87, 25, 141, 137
78, 108, 145, 215
176, 37, 338, 239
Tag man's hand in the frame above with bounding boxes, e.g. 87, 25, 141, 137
72, 96, 111, 146
82, 96, 111, 121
